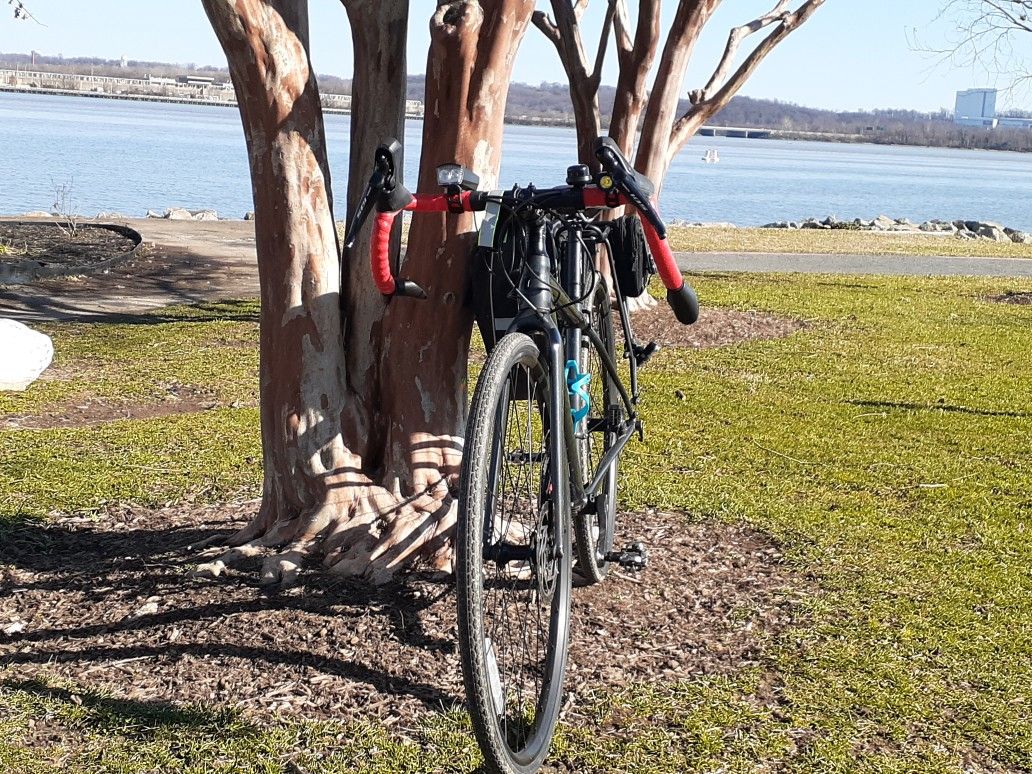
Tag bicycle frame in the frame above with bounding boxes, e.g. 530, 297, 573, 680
503, 211, 641, 516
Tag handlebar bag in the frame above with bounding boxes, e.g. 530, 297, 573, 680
608, 215, 656, 298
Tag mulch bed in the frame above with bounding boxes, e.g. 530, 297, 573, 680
987, 291, 1032, 305
627, 301, 806, 350
0, 502, 804, 730
0, 222, 137, 268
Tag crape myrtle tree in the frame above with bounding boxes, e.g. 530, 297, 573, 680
199, 0, 533, 584
533, 0, 824, 306
535, 0, 826, 185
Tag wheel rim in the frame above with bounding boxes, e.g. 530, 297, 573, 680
479, 356, 567, 763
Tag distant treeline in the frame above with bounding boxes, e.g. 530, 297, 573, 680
4, 52, 1031, 152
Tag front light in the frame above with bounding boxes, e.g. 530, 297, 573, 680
436, 164, 481, 191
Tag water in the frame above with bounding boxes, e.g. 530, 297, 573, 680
3, 91, 1031, 231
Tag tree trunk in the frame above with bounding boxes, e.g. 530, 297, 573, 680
634, 0, 720, 189
199, 0, 533, 584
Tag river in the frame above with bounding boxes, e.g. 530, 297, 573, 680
3, 91, 1030, 231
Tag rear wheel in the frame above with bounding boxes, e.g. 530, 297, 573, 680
457, 332, 572, 774
574, 284, 620, 584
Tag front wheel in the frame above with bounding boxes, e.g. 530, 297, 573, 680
457, 332, 572, 774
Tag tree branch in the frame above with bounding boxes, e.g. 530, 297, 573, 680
698, 0, 791, 100
611, 0, 632, 55
672, 0, 825, 151
531, 9, 562, 48
590, 0, 616, 85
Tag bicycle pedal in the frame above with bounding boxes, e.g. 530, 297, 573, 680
604, 541, 648, 572
632, 341, 660, 368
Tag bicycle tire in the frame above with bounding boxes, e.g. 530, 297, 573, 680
573, 283, 619, 583
457, 332, 572, 774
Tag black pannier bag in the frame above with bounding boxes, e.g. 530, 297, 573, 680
470, 210, 525, 352
607, 214, 656, 298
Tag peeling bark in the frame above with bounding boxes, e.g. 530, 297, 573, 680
201, 0, 533, 584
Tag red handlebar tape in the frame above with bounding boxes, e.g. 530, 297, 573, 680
369, 188, 683, 296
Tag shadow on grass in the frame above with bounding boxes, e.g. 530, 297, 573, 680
846, 399, 1029, 419
2, 677, 249, 738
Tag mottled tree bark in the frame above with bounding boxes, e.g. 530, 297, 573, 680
199, 0, 533, 583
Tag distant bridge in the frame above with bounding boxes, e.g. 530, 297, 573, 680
698, 125, 772, 139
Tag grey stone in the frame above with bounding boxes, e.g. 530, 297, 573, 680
146, 209, 164, 219
190, 210, 219, 222
872, 214, 895, 230
1009, 230, 1032, 244
165, 207, 192, 220
244, 211, 256, 221
976, 224, 1008, 242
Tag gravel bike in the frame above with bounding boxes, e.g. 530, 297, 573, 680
346, 136, 699, 774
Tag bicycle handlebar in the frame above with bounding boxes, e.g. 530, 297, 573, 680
357, 137, 698, 325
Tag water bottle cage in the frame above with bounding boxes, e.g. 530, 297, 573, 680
564, 360, 591, 424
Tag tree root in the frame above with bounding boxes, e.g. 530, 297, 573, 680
192, 478, 456, 586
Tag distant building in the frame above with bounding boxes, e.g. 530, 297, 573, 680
953, 88, 1032, 130
178, 75, 216, 86
954, 88, 997, 127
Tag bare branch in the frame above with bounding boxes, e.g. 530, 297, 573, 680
591, 0, 616, 84
701, 0, 792, 99
671, 0, 825, 152
611, 0, 632, 54
531, 10, 562, 48
9, 0, 45, 25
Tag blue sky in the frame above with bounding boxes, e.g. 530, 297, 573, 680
1, 1, 1023, 112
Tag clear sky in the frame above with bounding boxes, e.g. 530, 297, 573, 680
1, 1, 1025, 113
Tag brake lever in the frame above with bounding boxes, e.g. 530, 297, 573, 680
343, 171, 384, 250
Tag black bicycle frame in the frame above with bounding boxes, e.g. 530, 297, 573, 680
505, 212, 640, 515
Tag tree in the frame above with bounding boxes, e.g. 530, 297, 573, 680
535, 0, 825, 187
534, 0, 823, 309
199, 0, 534, 584
935, 1, 1032, 86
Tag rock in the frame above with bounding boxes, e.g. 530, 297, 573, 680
165, 207, 193, 220
976, 224, 1008, 242
146, 209, 164, 219
872, 214, 895, 230
956, 229, 978, 240
18, 211, 52, 218
800, 218, 820, 229
190, 209, 219, 221
0, 320, 54, 391
1009, 230, 1032, 244
244, 211, 256, 221
95, 211, 127, 220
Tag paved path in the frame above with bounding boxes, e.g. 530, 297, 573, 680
2, 218, 1030, 323
677, 252, 1032, 278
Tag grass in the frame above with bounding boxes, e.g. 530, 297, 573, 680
667, 225, 1032, 258
1, 273, 1031, 772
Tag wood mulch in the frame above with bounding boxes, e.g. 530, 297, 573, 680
0, 501, 805, 730
0, 222, 136, 268
626, 301, 805, 350
988, 291, 1032, 305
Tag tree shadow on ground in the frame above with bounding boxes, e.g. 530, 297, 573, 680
0, 508, 458, 715
846, 399, 1029, 419
0, 504, 805, 740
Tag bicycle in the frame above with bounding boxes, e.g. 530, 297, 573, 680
345, 136, 699, 774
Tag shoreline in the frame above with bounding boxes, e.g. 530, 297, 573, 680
4, 85, 1028, 155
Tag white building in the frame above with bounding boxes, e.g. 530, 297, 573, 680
954, 88, 997, 127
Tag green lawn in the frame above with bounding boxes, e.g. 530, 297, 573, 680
1, 273, 1030, 772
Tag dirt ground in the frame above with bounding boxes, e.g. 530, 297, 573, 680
0, 222, 137, 268
0, 501, 803, 730
989, 290, 1032, 305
